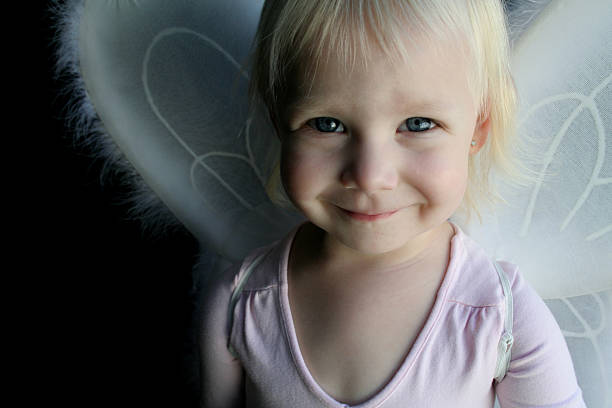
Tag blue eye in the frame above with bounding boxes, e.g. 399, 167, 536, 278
308, 117, 345, 133
399, 117, 436, 132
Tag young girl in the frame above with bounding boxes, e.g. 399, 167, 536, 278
199, 1, 585, 406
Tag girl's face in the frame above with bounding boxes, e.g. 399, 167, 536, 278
279, 35, 489, 263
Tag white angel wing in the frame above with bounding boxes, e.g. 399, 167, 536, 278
463, 0, 612, 300
57, 0, 303, 263
55, 0, 611, 405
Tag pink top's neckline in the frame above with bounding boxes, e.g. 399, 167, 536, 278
277, 222, 465, 407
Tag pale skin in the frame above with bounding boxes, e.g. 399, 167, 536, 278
276, 33, 490, 405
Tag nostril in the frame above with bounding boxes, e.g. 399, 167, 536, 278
340, 170, 359, 189
340, 166, 398, 193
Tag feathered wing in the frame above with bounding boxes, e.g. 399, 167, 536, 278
54, 0, 611, 406
54, 0, 303, 263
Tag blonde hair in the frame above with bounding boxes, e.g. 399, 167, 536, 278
249, 0, 524, 221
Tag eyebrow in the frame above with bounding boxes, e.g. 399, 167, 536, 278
287, 97, 458, 118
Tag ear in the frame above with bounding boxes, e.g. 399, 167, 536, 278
469, 111, 491, 155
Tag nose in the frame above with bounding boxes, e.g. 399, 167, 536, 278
340, 138, 398, 193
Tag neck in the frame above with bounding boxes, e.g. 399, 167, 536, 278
291, 221, 454, 278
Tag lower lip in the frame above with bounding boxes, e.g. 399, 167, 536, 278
341, 208, 398, 221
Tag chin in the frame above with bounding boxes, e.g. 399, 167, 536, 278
335, 226, 417, 255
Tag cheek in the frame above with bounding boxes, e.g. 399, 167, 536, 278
409, 147, 470, 199
280, 142, 336, 201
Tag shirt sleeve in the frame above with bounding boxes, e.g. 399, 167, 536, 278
197, 261, 244, 408
494, 262, 586, 407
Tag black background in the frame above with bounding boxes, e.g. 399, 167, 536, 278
31, 2, 201, 406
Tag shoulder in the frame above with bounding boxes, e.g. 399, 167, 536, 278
198, 220, 301, 317
503, 264, 570, 359
196, 239, 283, 326
446, 226, 516, 308
447, 224, 568, 349
442, 224, 584, 403
195, 235, 279, 336
230, 223, 301, 292
447, 225, 552, 324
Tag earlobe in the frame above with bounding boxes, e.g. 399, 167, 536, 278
470, 113, 491, 155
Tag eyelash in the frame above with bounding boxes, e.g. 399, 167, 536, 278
306, 117, 437, 134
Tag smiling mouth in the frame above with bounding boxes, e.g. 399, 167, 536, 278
339, 208, 398, 221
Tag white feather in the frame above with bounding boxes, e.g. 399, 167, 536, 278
51, 0, 183, 237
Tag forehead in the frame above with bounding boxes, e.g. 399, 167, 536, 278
286, 34, 475, 118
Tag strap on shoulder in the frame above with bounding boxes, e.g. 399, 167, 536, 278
493, 261, 514, 383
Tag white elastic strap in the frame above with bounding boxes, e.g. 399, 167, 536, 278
226, 250, 270, 358
493, 261, 514, 383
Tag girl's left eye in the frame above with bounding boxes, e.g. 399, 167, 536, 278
398, 117, 437, 132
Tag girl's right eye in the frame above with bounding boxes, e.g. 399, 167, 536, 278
307, 117, 345, 133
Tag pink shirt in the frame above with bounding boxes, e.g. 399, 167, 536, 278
198, 222, 585, 407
